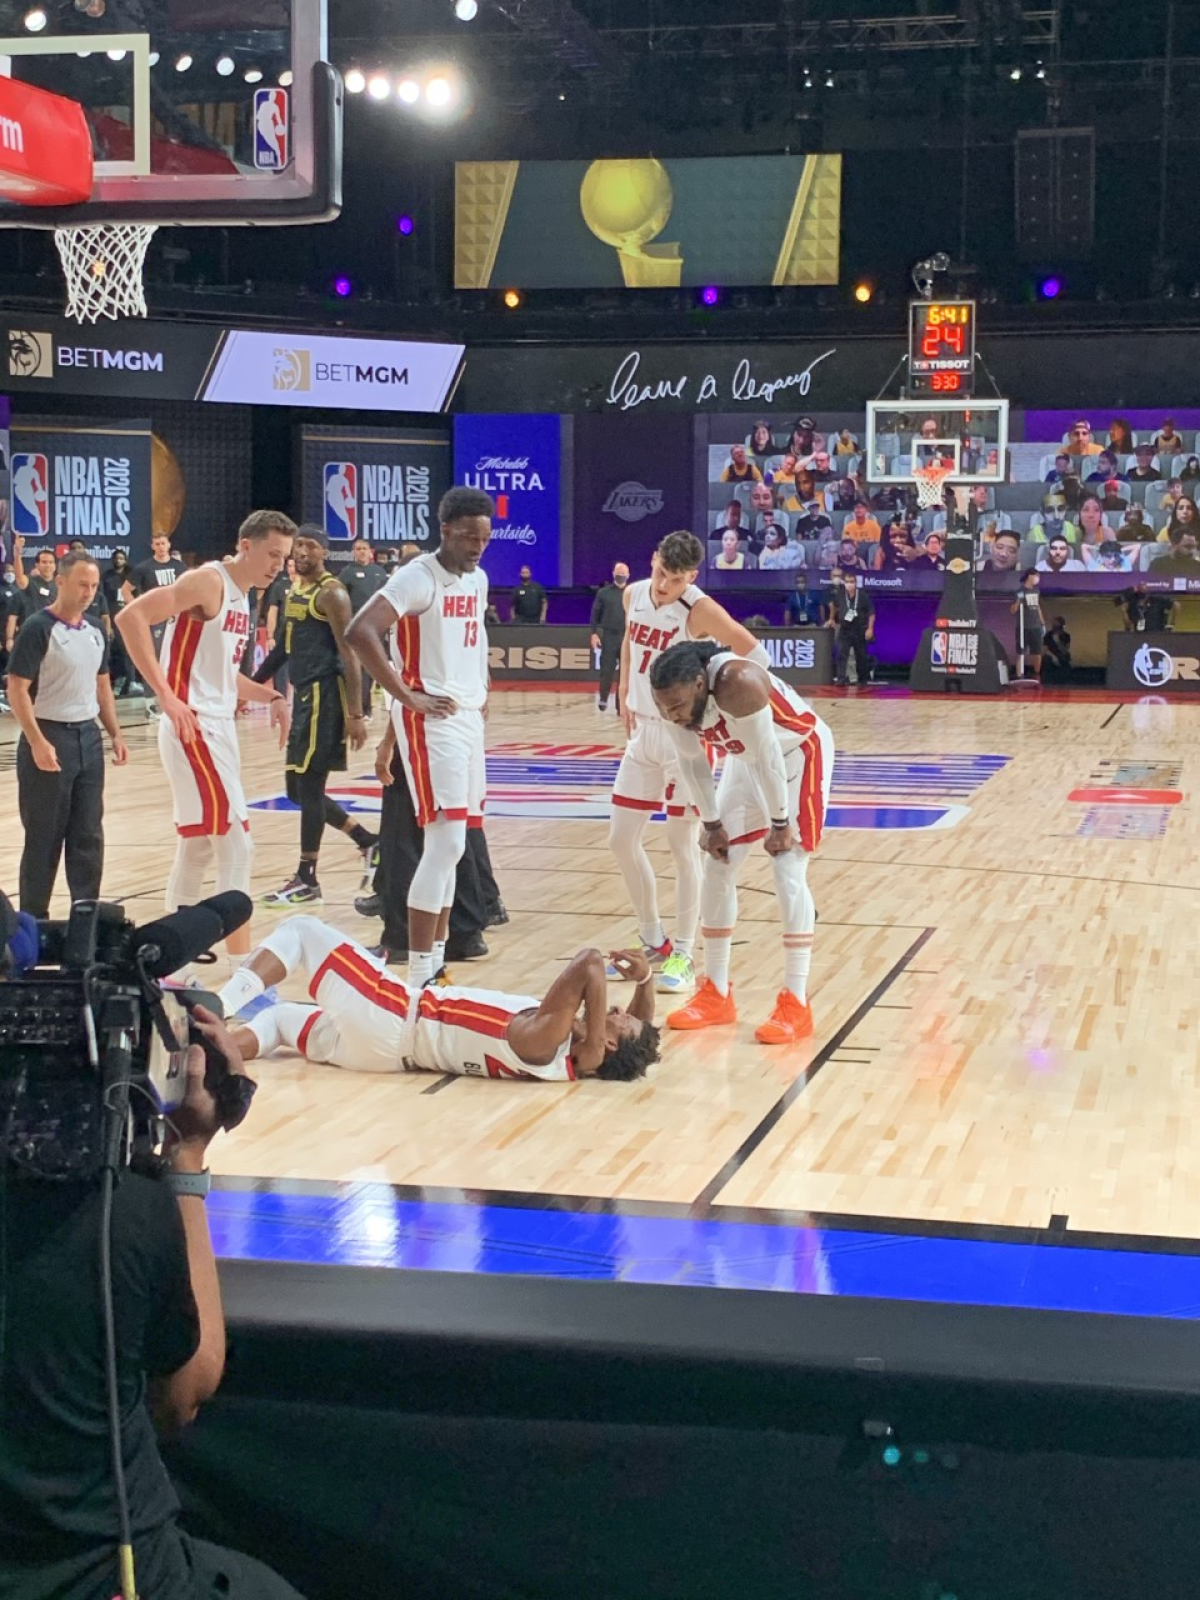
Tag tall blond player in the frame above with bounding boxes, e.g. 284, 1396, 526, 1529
116, 511, 296, 957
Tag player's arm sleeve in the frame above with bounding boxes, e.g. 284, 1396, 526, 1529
729, 705, 790, 822
661, 722, 721, 826
251, 639, 288, 683
380, 563, 436, 621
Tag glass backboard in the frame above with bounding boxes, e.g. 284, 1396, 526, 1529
0, 0, 339, 225
865, 398, 1009, 485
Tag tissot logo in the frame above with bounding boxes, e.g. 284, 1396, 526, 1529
602, 481, 664, 524
8, 329, 52, 379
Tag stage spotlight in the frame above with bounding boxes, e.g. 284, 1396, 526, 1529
244, 67, 263, 83
216, 53, 235, 76
344, 67, 366, 94
824, 71, 834, 88
699, 285, 721, 307
397, 214, 415, 236
1009, 66, 1022, 81
148, 50, 159, 65
397, 77, 420, 103
278, 68, 293, 86
426, 75, 453, 106
502, 288, 523, 309
1038, 275, 1061, 300
367, 73, 391, 100
333, 276, 353, 298
22, 8, 47, 33
174, 53, 193, 72
1035, 61, 1046, 79
455, 0, 478, 17
106, 48, 126, 61
854, 281, 873, 304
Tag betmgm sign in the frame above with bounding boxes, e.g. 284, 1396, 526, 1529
1107, 634, 1200, 693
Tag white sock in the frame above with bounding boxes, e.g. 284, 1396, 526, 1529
247, 1005, 282, 1057
432, 939, 446, 973
217, 965, 265, 1017
408, 950, 434, 991
783, 935, 813, 1004
703, 931, 732, 996
642, 923, 666, 952
674, 939, 694, 962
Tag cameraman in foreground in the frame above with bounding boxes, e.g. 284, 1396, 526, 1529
0, 1002, 307, 1600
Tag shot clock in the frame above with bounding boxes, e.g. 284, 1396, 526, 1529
908, 300, 976, 397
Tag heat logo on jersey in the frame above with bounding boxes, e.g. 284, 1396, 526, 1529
323, 462, 358, 540
11, 453, 49, 536
253, 88, 290, 171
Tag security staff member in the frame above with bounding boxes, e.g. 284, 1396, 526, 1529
6, 551, 129, 917
826, 570, 875, 687
342, 537, 388, 713
590, 561, 629, 712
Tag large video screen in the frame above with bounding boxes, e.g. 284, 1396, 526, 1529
454, 155, 841, 290
698, 408, 1200, 595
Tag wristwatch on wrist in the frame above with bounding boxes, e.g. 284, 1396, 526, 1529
165, 1167, 211, 1200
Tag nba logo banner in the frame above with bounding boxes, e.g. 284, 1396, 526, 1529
12, 452, 49, 537
324, 462, 358, 539
931, 629, 948, 667
253, 88, 290, 171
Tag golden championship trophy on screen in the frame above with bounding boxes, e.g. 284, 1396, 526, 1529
579, 159, 683, 288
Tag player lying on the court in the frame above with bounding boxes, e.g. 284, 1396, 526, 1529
648, 639, 835, 1045
217, 915, 661, 1081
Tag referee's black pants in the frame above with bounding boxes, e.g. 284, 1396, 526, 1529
375, 745, 494, 953
17, 719, 105, 917
597, 629, 623, 707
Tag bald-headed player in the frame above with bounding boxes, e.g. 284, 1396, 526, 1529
218, 917, 660, 1082
609, 529, 771, 995
252, 523, 378, 907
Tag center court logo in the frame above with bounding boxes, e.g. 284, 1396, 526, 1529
11, 453, 49, 535
273, 348, 311, 393
603, 481, 664, 524
8, 330, 52, 379
1133, 643, 1175, 688
323, 462, 358, 540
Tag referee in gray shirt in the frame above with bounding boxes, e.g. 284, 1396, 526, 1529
7, 552, 129, 917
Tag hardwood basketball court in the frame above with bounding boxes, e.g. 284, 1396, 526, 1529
2, 686, 1193, 1253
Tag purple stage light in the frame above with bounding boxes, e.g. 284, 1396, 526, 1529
1039, 276, 1061, 300
700, 285, 720, 306
397, 215, 415, 236
332, 276, 353, 298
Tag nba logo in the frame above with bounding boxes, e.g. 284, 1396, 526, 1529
324, 462, 358, 540
253, 88, 290, 171
931, 630, 948, 667
12, 453, 49, 537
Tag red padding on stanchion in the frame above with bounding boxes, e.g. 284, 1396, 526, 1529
0, 76, 93, 206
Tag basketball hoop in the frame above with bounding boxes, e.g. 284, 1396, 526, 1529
912, 462, 954, 510
53, 223, 158, 322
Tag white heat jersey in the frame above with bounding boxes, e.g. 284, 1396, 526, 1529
699, 649, 818, 758
160, 562, 251, 719
623, 576, 704, 718
408, 982, 576, 1081
383, 553, 489, 711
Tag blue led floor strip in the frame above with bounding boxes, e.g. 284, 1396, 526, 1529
209, 1190, 1200, 1319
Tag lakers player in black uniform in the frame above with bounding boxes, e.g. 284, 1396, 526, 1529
254, 524, 378, 906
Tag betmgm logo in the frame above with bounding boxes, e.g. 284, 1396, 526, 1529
8, 330, 52, 379
1133, 643, 1200, 687
273, 348, 312, 393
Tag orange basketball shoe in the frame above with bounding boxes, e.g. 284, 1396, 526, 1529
666, 979, 737, 1030
754, 990, 814, 1045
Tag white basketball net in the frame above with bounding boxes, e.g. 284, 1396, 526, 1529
53, 223, 158, 322
912, 462, 954, 509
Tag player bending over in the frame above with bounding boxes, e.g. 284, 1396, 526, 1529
610, 529, 771, 996
649, 639, 834, 1045
218, 916, 660, 1082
